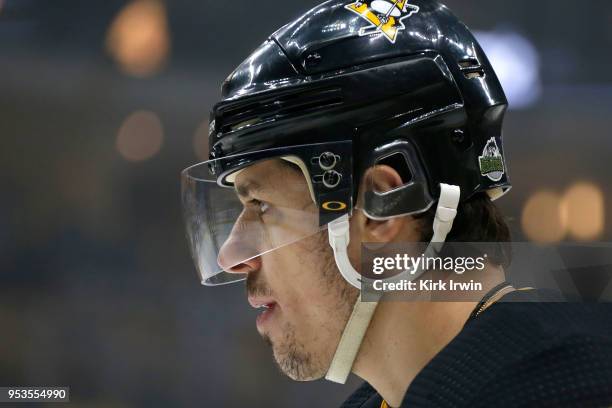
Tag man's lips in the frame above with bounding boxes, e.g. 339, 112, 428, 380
247, 296, 277, 310
248, 296, 278, 330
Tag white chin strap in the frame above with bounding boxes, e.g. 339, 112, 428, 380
324, 183, 461, 384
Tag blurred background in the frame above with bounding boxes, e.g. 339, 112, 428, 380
1, 0, 611, 406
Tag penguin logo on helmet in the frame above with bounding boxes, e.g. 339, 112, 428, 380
345, 0, 420, 43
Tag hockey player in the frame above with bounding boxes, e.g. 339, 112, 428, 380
181, 1, 612, 406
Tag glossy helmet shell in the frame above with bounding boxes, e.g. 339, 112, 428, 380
208, 0, 510, 218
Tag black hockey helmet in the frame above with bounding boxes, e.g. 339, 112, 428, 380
182, 0, 510, 285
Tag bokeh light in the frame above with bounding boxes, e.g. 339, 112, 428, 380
561, 182, 605, 240
116, 110, 164, 161
105, 0, 170, 77
475, 30, 541, 110
192, 120, 209, 162
521, 190, 567, 243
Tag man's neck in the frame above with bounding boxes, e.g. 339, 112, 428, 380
351, 266, 505, 407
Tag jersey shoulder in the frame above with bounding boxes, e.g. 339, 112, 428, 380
402, 289, 612, 407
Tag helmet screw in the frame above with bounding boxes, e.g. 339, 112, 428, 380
322, 170, 342, 189
318, 152, 337, 170
304, 52, 322, 69
451, 129, 465, 144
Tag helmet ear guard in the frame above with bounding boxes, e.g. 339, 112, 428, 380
360, 139, 435, 219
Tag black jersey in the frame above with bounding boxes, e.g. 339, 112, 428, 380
340, 290, 612, 408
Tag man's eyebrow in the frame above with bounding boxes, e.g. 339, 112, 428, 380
234, 179, 264, 198
233, 160, 298, 198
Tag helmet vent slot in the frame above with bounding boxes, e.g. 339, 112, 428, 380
458, 58, 485, 79
218, 87, 343, 134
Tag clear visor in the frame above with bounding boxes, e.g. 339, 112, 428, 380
181, 142, 353, 285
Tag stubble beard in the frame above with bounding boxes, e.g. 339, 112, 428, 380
257, 231, 359, 381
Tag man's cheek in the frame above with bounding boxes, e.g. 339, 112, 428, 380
279, 294, 315, 328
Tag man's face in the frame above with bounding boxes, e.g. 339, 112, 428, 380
218, 159, 358, 381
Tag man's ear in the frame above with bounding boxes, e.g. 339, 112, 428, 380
355, 165, 408, 243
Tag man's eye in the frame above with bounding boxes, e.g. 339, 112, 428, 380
249, 199, 269, 215
259, 201, 270, 214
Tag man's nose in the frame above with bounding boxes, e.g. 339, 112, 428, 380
220, 254, 262, 274
217, 222, 262, 275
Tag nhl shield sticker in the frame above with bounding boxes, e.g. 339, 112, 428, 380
479, 137, 505, 182
345, 0, 420, 43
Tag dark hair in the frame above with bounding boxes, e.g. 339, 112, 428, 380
415, 192, 512, 267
